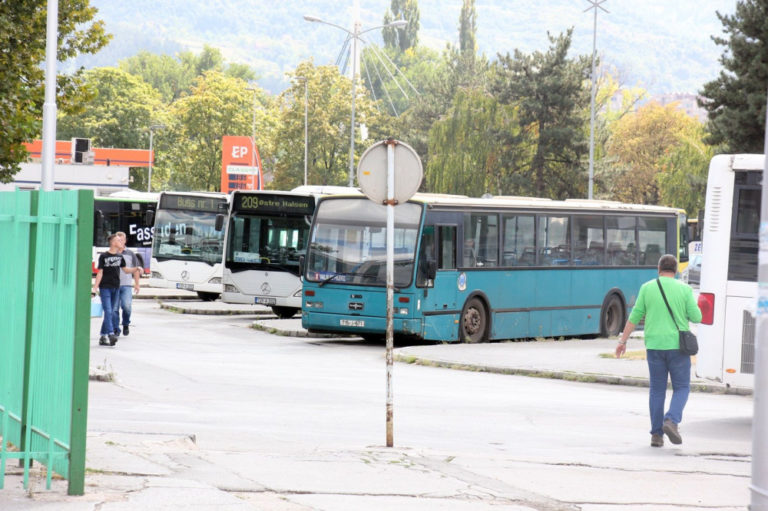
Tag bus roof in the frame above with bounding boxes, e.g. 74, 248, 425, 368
158, 191, 228, 200
103, 190, 159, 202
403, 193, 683, 214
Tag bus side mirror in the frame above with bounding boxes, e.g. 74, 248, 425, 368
145, 210, 155, 226
215, 213, 225, 232
299, 255, 306, 277
426, 260, 437, 280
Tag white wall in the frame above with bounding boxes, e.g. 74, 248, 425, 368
1, 162, 131, 196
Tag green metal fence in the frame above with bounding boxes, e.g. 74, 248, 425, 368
0, 189, 93, 495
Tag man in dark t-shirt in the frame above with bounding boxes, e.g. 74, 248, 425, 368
92, 234, 136, 346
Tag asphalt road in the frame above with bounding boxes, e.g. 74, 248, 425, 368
1, 298, 755, 510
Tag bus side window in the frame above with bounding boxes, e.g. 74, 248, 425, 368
438, 225, 457, 270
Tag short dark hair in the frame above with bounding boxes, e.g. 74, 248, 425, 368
658, 254, 678, 273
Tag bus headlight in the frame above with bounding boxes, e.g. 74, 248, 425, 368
398, 308, 409, 315
208, 277, 222, 284
224, 284, 239, 293
293, 290, 303, 297
151, 271, 163, 279
305, 301, 324, 309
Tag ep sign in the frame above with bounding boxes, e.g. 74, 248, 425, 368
221, 135, 263, 193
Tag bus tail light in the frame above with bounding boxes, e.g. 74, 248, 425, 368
698, 293, 715, 325
305, 290, 315, 297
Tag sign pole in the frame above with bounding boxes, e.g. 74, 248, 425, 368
356, 138, 422, 450
385, 139, 396, 448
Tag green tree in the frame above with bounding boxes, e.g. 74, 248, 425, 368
427, 88, 532, 196
271, 61, 391, 190
119, 45, 256, 104
57, 67, 165, 191
657, 122, 713, 216
492, 29, 591, 198
604, 102, 707, 206
699, 0, 768, 153
0, 0, 110, 182
156, 71, 268, 192
382, 0, 420, 52
459, 0, 477, 57
57, 67, 164, 148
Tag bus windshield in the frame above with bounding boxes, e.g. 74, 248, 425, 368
153, 209, 224, 265
226, 213, 311, 274
306, 198, 422, 288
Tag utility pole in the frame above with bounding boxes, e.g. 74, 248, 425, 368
40, 0, 59, 191
584, 0, 608, 200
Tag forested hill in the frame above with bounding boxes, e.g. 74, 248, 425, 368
72, 0, 735, 96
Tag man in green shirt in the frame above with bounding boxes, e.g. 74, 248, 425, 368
616, 254, 702, 447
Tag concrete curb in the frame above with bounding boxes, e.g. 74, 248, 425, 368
159, 302, 272, 316
393, 353, 754, 396
251, 320, 340, 338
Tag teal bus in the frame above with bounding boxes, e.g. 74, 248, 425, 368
301, 194, 688, 342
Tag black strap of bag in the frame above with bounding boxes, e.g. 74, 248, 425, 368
656, 278, 682, 332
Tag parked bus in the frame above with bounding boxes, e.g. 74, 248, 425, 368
301, 194, 688, 342
220, 186, 356, 317
149, 191, 228, 301
92, 191, 158, 274
696, 154, 764, 389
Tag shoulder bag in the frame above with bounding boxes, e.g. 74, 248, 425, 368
656, 278, 698, 355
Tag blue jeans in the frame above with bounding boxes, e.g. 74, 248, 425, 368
99, 287, 120, 336
647, 349, 691, 435
112, 286, 133, 333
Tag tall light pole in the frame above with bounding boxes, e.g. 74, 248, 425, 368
584, 0, 608, 200
147, 124, 165, 192
304, 14, 407, 187
40, 0, 59, 191
297, 77, 309, 186
246, 86, 259, 188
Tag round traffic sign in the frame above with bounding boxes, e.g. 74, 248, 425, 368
357, 140, 423, 204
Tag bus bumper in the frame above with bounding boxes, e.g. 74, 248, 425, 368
302, 312, 423, 337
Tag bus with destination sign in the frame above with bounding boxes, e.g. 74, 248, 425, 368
221, 186, 357, 317
149, 191, 229, 300
92, 190, 158, 274
301, 193, 688, 342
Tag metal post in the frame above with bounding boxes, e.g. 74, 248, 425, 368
40, 0, 59, 192
584, 0, 608, 200
752, 88, 768, 510
147, 124, 164, 192
304, 79, 309, 186
587, 7, 597, 200
348, 21, 360, 188
147, 129, 154, 193
385, 140, 395, 448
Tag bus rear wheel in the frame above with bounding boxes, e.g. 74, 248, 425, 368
461, 297, 488, 343
600, 294, 625, 337
197, 291, 219, 302
272, 306, 298, 319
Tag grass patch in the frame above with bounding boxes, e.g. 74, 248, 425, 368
600, 350, 646, 360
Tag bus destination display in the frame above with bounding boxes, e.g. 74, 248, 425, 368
160, 194, 225, 213
235, 194, 314, 215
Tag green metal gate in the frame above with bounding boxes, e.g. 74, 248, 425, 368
0, 189, 93, 495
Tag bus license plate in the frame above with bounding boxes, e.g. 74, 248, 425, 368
255, 297, 276, 305
340, 319, 365, 327
176, 283, 194, 291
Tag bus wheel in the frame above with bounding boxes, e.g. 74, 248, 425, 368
600, 294, 624, 337
272, 306, 298, 319
197, 292, 219, 302
461, 297, 488, 343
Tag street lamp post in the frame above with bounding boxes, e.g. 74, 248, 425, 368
246, 87, 259, 188
584, 0, 608, 200
304, 15, 407, 187
297, 77, 309, 186
147, 124, 165, 192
